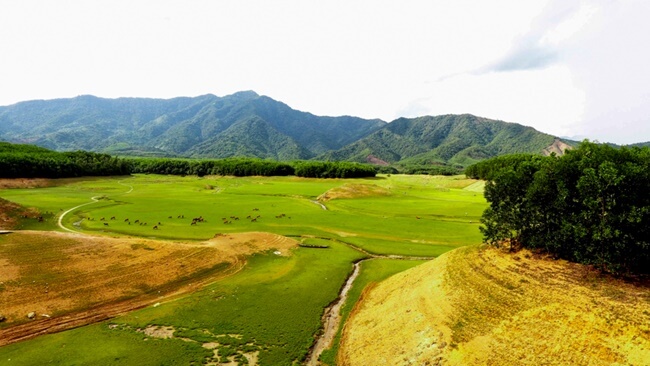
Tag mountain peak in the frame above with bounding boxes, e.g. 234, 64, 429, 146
227, 90, 259, 99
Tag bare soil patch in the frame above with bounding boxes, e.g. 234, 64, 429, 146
340, 246, 650, 366
318, 184, 391, 201
0, 230, 297, 346
0, 198, 42, 230
543, 138, 572, 156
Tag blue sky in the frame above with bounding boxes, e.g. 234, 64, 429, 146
1, 0, 649, 144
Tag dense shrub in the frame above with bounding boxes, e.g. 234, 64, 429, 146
480, 141, 650, 275
128, 158, 294, 177
0, 142, 130, 178
293, 161, 376, 178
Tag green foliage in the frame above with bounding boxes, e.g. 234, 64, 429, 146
293, 161, 376, 178
319, 114, 561, 167
0, 92, 385, 159
480, 141, 650, 274
464, 153, 546, 180
127, 157, 295, 177
0, 142, 130, 178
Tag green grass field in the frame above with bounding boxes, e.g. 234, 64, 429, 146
0, 174, 484, 256
0, 174, 486, 365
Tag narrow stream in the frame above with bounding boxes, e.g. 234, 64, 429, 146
305, 260, 365, 365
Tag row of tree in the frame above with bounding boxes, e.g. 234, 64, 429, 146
0, 143, 377, 179
471, 141, 650, 275
0, 143, 130, 178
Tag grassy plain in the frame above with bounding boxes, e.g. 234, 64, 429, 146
0, 174, 486, 365
0, 174, 484, 256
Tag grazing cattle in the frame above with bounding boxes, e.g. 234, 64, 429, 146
246, 215, 251, 219
128, 222, 131, 225
143, 222, 147, 226
124, 218, 129, 222
110, 216, 116, 220
253, 208, 259, 211
191, 221, 196, 226
168, 216, 173, 219
251, 218, 257, 222
416, 216, 420, 219
158, 222, 161, 225
234, 217, 239, 220
103, 223, 109, 226
100, 217, 105, 221
134, 219, 140, 223
153, 225, 158, 230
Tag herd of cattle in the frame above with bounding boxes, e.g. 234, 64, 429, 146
90, 208, 290, 230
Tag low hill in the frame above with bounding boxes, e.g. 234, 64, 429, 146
339, 246, 650, 365
0, 92, 385, 160
320, 114, 572, 166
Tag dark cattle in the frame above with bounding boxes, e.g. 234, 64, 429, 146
110, 216, 116, 220
124, 218, 129, 222
191, 221, 196, 226
103, 223, 109, 226
153, 225, 158, 230
134, 219, 140, 223
100, 217, 105, 221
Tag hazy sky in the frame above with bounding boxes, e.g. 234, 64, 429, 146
1, 0, 649, 144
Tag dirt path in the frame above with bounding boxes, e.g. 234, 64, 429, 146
311, 200, 328, 210
57, 180, 133, 233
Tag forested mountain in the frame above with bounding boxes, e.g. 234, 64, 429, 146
319, 114, 568, 166
0, 92, 385, 159
0, 92, 573, 165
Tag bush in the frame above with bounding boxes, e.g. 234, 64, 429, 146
480, 141, 650, 275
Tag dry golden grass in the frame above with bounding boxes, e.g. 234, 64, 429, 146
318, 183, 391, 201
339, 246, 650, 366
0, 230, 297, 345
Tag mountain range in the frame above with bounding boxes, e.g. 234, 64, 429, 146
0, 91, 582, 166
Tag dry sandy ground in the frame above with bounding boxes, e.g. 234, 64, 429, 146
0, 230, 296, 346
339, 246, 650, 366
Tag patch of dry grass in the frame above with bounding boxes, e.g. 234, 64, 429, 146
318, 184, 391, 201
0, 230, 297, 342
340, 246, 650, 365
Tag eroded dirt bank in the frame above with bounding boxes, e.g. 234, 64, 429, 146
339, 246, 650, 366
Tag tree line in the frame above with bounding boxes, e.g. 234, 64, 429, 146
0, 143, 376, 179
468, 141, 650, 275
0, 143, 130, 178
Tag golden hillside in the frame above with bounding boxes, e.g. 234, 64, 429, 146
339, 246, 650, 366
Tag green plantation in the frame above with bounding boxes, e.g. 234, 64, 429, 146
0, 174, 486, 365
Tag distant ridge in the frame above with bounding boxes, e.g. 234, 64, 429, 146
0, 92, 574, 165
319, 114, 572, 166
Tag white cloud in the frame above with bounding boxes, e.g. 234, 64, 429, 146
1, 0, 649, 144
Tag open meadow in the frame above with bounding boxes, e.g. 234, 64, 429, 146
0, 174, 486, 365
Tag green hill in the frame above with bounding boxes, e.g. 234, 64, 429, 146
0, 92, 385, 160
319, 114, 569, 166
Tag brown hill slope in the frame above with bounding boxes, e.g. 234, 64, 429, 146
339, 246, 650, 365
